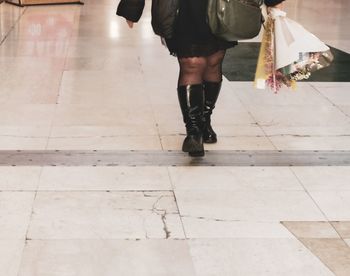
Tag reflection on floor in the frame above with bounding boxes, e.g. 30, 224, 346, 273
223, 43, 350, 82
1, 0, 350, 275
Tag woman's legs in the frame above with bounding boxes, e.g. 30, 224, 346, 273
202, 50, 226, 143
177, 57, 207, 156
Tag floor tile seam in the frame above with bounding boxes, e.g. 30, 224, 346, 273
167, 168, 189, 239
138, 55, 165, 151
226, 78, 279, 150
16, 166, 42, 276
0, 6, 27, 46
289, 168, 346, 242
311, 83, 350, 121
278, 222, 341, 276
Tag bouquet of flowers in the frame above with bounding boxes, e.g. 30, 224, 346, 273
254, 7, 334, 93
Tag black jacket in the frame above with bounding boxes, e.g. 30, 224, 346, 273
117, 0, 145, 22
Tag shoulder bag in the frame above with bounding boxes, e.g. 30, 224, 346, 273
207, 0, 264, 41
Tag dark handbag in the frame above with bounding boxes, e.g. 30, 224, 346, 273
207, 0, 264, 41
151, 0, 179, 39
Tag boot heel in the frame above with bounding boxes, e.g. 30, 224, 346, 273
182, 135, 204, 156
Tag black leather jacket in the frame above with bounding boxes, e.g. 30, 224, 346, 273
117, 0, 145, 22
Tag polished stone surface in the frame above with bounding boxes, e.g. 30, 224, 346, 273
1, 0, 350, 274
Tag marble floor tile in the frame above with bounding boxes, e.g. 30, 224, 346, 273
0, 192, 35, 239
234, 83, 331, 107
0, 126, 50, 150
18, 240, 196, 276
52, 104, 155, 127
0, 167, 41, 190
169, 167, 303, 191
313, 84, 350, 106
299, 238, 350, 276
281, 221, 340, 239
175, 190, 326, 222
27, 191, 184, 239
182, 218, 293, 239
189, 239, 334, 276
245, 105, 349, 127
292, 167, 350, 191
46, 134, 162, 150
331, 222, 350, 239
38, 167, 171, 191
268, 135, 350, 150
0, 104, 55, 127
57, 71, 148, 105
0, 57, 64, 104
0, 240, 25, 276
308, 191, 350, 221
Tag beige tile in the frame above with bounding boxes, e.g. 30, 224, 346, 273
300, 238, 350, 276
309, 191, 350, 220
281, 221, 340, 239
0, 127, 50, 150
0, 167, 41, 190
0, 57, 64, 104
57, 71, 148, 105
46, 135, 162, 150
246, 104, 349, 127
0, 104, 55, 126
269, 136, 350, 150
189, 239, 334, 276
182, 218, 293, 238
0, 240, 25, 276
0, 192, 35, 239
331, 222, 350, 239
18, 240, 196, 276
292, 167, 350, 191
38, 167, 171, 191
175, 190, 326, 222
52, 104, 155, 126
169, 167, 303, 191
28, 191, 184, 239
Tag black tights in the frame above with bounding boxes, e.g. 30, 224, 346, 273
177, 50, 226, 86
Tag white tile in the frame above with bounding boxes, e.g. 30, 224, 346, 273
175, 190, 326, 222
309, 191, 350, 221
292, 167, 350, 191
0, 240, 25, 276
28, 191, 184, 239
52, 104, 155, 127
18, 240, 196, 276
189, 239, 334, 276
46, 135, 162, 150
38, 167, 171, 191
0, 105, 55, 126
0, 192, 35, 239
0, 127, 50, 150
246, 105, 349, 127
182, 218, 293, 239
269, 135, 350, 150
0, 167, 41, 190
169, 167, 303, 191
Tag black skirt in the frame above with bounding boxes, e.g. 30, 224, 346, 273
166, 0, 237, 58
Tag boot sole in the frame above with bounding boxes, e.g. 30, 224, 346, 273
182, 136, 205, 157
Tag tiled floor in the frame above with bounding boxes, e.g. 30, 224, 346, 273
1, 0, 350, 275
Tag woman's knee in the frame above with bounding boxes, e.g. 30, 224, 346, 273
179, 57, 207, 73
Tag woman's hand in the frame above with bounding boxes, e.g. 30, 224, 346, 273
126, 20, 134, 29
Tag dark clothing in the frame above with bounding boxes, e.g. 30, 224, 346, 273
117, 0, 272, 57
264, 0, 285, 7
167, 0, 237, 57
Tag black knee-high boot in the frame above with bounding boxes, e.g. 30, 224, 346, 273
177, 84, 205, 157
203, 81, 222, 144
